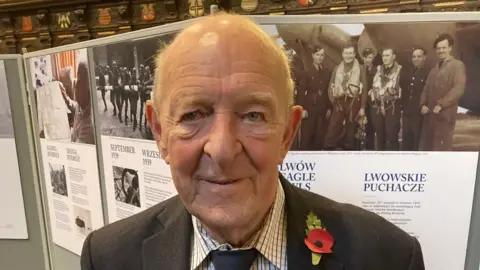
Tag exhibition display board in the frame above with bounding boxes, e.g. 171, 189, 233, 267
0, 55, 51, 270
22, 12, 479, 270
90, 34, 178, 222
0, 59, 28, 240
258, 18, 479, 270
26, 49, 105, 256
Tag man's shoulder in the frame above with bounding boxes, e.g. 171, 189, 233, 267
451, 58, 466, 69
90, 195, 180, 240
297, 187, 402, 229
81, 196, 183, 268
294, 187, 419, 259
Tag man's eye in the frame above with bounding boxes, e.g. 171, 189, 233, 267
181, 111, 203, 122
244, 112, 265, 123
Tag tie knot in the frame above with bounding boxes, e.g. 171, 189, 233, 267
210, 248, 258, 270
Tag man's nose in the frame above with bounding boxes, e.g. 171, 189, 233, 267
203, 113, 242, 168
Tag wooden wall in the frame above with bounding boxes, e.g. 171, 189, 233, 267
0, 0, 477, 54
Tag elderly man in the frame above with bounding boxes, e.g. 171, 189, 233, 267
80, 14, 424, 270
419, 33, 466, 151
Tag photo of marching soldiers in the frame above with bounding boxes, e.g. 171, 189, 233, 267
92, 32, 178, 140
264, 22, 480, 151
30, 49, 95, 145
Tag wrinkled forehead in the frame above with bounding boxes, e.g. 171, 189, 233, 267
162, 22, 281, 84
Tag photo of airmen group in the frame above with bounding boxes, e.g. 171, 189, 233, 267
263, 22, 480, 151
92, 32, 178, 140
30, 49, 95, 145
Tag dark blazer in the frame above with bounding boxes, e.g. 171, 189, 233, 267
400, 65, 431, 117
81, 175, 425, 270
297, 64, 331, 113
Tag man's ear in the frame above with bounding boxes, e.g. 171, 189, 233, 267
279, 105, 303, 163
146, 100, 170, 164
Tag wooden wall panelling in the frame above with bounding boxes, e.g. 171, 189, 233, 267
284, 0, 348, 15
420, 0, 477, 4
349, 0, 399, 9
50, 5, 90, 47
0, 15, 16, 54
0, 38, 7, 54
216, 0, 232, 12
89, 2, 132, 39
131, 0, 179, 30
349, 0, 422, 13
177, 0, 218, 20
421, 1, 478, 12
229, 0, 286, 15
14, 11, 51, 53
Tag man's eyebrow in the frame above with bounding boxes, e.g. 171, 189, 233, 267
168, 90, 213, 115
166, 87, 277, 114
235, 92, 276, 109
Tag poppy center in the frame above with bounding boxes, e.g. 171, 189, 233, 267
314, 240, 323, 248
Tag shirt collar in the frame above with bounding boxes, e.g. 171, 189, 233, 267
190, 179, 286, 269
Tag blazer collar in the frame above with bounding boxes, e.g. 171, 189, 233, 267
142, 197, 192, 270
280, 174, 345, 270
142, 175, 345, 270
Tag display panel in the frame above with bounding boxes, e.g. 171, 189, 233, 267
29, 49, 104, 255
262, 22, 480, 152
27, 13, 477, 269
0, 59, 28, 239
260, 22, 479, 270
91, 33, 179, 223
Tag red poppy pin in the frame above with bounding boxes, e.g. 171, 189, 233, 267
304, 212, 334, 265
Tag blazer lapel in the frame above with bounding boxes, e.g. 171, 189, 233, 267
142, 197, 192, 270
280, 174, 345, 270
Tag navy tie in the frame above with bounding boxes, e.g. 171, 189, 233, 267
210, 248, 258, 270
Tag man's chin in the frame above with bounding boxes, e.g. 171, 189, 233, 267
190, 205, 249, 230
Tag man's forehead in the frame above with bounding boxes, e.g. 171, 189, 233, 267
162, 18, 278, 77
153, 14, 291, 111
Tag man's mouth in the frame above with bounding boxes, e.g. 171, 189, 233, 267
200, 177, 240, 185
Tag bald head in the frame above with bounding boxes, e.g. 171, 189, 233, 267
152, 13, 293, 115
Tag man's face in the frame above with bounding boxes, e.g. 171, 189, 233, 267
412, 49, 426, 68
382, 49, 395, 66
363, 53, 374, 66
436, 39, 452, 60
148, 25, 301, 236
312, 49, 325, 65
342, 47, 355, 63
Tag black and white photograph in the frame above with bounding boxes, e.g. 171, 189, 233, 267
92, 32, 179, 141
112, 166, 140, 207
262, 22, 480, 152
31, 49, 96, 145
73, 205, 93, 236
0, 60, 14, 138
50, 163, 68, 197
